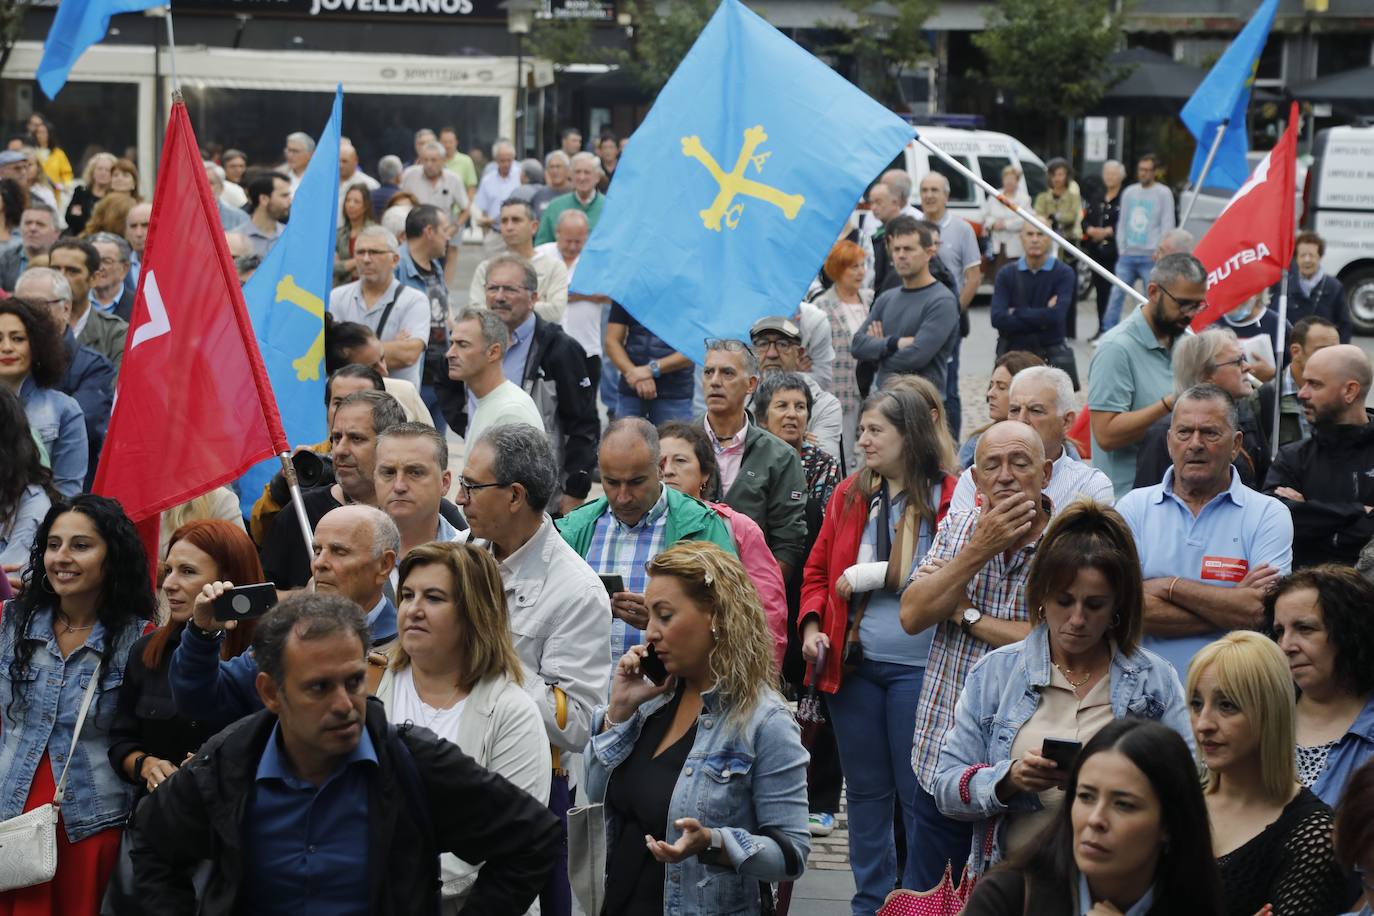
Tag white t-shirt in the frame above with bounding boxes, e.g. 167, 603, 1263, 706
388, 666, 467, 740
536, 241, 601, 357
465, 379, 545, 447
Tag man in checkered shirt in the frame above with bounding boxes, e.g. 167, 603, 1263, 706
897, 420, 1053, 888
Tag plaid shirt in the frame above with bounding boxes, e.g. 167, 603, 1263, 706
583, 486, 671, 668
910, 501, 1046, 790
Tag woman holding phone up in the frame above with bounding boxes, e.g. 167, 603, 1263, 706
931, 502, 1191, 876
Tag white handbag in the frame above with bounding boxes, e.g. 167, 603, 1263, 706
0, 660, 102, 892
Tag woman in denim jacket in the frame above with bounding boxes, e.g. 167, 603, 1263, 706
0, 299, 88, 498
932, 502, 1191, 876
586, 541, 809, 916
0, 495, 155, 912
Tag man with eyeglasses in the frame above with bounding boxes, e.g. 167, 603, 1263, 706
88, 232, 136, 322
1087, 252, 1207, 499
468, 198, 569, 323
948, 365, 1112, 513
1117, 383, 1292, 680
282, 131, 314, 195
49, 237, 127, 374
328, 225, 430, 389
749, 315, 842, 459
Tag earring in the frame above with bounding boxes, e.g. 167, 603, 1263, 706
710, 623, 719, 640
1112, 613, 1121, 627
39, 576, 56, 595
1036, 605, 1046, 621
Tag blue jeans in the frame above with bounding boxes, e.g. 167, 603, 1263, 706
826, 659, 924, 916
909, 782, 974, 891
1103, 254, 1154, 330
599, 302, 621, 418
420, 382, 446, 437
944, 344, 962, 440
614, 393, 693, 424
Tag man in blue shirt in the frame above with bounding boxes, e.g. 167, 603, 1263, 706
1116, 384, 1293, 679
131, 593, 558, 915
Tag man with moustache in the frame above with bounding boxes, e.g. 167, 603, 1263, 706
1088, 253, 1208, 498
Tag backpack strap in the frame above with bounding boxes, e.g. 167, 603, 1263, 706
373, 284, 405, 340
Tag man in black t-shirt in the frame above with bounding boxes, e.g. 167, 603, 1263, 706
396, 204, 463, 433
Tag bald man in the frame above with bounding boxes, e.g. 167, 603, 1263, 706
897, 419, 1051, 887
1265, 344, 1374, 567
168, 504, 402, 721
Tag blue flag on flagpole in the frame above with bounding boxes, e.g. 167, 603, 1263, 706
1180, 0, 1279, 191
570, 0, 913, 365
238, 86, 342, 516
38, 0, 164, 99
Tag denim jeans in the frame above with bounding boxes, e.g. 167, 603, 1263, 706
826, 659, 924, 916
909, 782, 974, 891
420, 382, 446, 437
943, 344, 962, 441
613, 394, 693, 424
1103, 254, 1154, 330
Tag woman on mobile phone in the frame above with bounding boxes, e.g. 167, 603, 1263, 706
587, 541, 809, 916
932, 502, 1191, 877
107, 520, 263, 797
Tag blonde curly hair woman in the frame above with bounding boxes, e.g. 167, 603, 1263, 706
586, 541, 810, 915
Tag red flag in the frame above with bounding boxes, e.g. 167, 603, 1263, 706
93, 100, 287, 550
1189, 102, 1299, 331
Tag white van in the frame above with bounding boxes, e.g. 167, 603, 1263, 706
1304, 126, 1374, 334
895, 125, 1049, 224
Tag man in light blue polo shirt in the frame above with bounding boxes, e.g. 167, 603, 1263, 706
1116, 384, 1292, 679
1089, 253, 1207, 498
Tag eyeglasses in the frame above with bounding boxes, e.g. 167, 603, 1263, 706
354, 248, 392, 259
704, 338, 755, 357
1158, 285, 1207, 315
457, 477, 510, 496
485, 284, 531, 296
1212, 355, 1248, 371
750, 336, 798, 353
1170, 426, 1228, 445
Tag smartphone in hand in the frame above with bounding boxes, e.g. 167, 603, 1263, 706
212, 583, 278, 622
639, 644, 669, 686
598, 574, 625, 596
1040, 737, 1083, 771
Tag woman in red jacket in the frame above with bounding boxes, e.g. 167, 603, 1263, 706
798, 386, 957, 915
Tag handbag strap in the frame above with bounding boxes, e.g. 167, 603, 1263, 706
372, 284, 405, 340
54, 659, 102, 806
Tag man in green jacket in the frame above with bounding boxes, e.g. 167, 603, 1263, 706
558, 417, 735, 667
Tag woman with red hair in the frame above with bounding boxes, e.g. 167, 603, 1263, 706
812, 239, 872, 469
107, 520, 262, 796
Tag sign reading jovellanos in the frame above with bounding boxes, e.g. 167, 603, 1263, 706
173, 0, 612, 21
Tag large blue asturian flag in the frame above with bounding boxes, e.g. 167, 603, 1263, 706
1180, 0, 1279, 191
571, 0, 913, 365
38, 0, 163, 99
238, 86, 342, 513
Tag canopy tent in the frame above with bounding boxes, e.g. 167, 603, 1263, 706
1290, 65, 1374, 115
1090, 47, 1208, 116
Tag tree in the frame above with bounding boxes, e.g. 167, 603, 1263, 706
820, 0, 938, 108
973, 0, 1127, 148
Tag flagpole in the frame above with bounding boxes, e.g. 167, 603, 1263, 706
1270, 269, 1289, 459
162, 4, 180, 95
1180, 120, 1229, 228
913, 132, 1148, 307
278, 452, 318, 583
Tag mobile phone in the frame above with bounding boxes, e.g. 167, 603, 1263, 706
639, 644, 669, 686
598, 574, 625, 596
212, 583, 278, 622
1040, 737, 1083, 771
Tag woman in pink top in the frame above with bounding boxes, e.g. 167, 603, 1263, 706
656, 421, 788, 671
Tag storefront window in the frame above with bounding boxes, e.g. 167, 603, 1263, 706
1, 79, 141, 176
181, 86, 500, 175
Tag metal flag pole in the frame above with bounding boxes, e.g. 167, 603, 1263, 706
278, 452, 318, 584
912, 131, 1148, 307
1270, 268, 1290, 459
163, 5, 180, 94
1179, 120, 1229, 228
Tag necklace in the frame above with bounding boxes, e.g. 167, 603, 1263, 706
55, 614, 95, 635
1053, 662, 1093, 689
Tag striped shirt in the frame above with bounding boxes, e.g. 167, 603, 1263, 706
948, 450, 1115, 515
910, 501, 1047, 790
583, 486, 671, 667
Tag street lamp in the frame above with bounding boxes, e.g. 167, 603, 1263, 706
501, 0, 540, 157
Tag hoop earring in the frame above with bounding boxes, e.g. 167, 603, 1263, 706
1036, 604, 1046, 622
1112, 613, 1121, 627
39, 575, 56, 595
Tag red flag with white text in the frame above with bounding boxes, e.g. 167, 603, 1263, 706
1189, 102, 1299, 331
93, 99, 287, 540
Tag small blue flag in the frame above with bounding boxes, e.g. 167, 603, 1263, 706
1180, 0, 1279, 191
38, 0, 164, 99
571, 0, 913, 365
238, 86, 342, 514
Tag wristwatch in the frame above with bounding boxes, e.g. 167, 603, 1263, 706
649, 359, 662, 379
960, 607, 983, 635
697, 828, 728, 866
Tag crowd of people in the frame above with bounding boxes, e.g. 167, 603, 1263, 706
0, 107, 1371, 916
